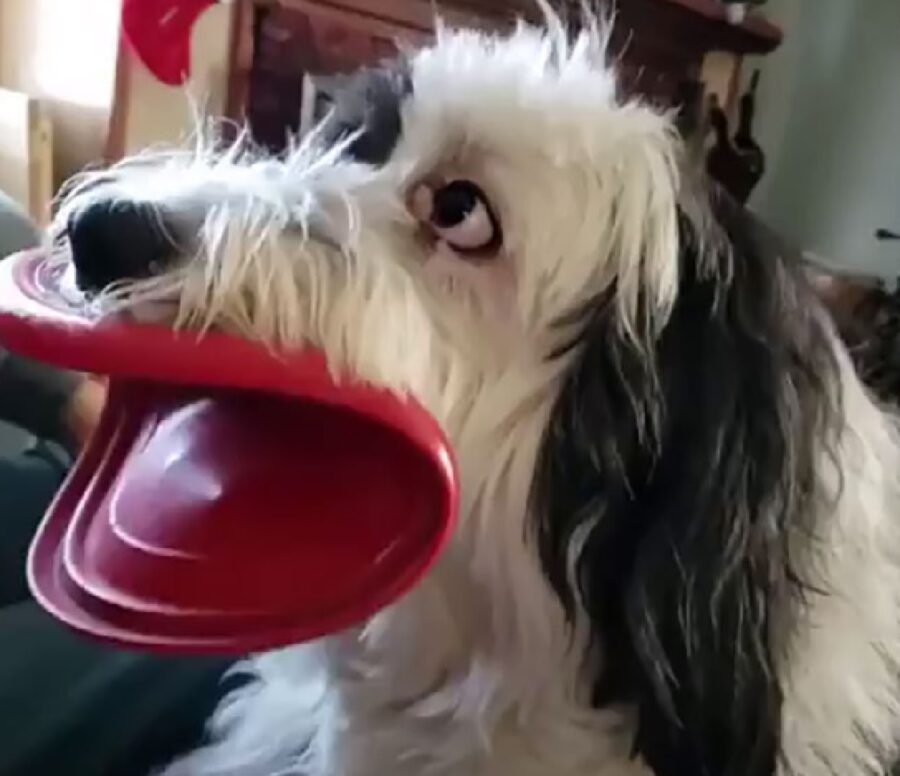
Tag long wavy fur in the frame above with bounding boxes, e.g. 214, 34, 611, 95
531, 187, 865, 775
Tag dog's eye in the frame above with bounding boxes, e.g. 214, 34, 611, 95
411, 180, 500, 255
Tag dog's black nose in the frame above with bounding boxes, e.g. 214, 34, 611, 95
68, 200, 174, 292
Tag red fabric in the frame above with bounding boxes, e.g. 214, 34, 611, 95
122, 0, 218, 85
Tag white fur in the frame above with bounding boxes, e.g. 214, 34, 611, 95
56, 14, 900, 776
777, 353, 900, 775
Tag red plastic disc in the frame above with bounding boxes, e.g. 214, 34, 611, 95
0, 251, 457, 653
122, 0, 218, 86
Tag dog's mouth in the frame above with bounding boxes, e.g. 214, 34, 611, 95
0, 250, 457, 653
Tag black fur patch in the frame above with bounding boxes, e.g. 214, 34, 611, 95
319, 60, 412, 166
531, 190, 842, 776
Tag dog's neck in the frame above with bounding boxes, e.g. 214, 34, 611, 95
317, 362, 628, 766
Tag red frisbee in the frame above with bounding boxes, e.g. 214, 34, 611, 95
122, 0, 218, 86
0, 250, 457, 653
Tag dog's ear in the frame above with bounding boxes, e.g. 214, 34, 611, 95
531, 191, 841, 776
591, 115, 683, 344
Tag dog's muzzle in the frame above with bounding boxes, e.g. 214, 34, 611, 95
68, 200, 177, 293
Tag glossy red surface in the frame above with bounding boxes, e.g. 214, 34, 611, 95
0, 251, 457, 653
122, 0, 218, 86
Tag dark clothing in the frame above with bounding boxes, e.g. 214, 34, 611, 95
0, 350, 81, 448
0, 438, 69, 604
0, 603, 230, 776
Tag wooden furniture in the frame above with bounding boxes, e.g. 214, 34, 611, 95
225, 0, 782, 152
0, 88, 53, 225
614, 0, 781, 107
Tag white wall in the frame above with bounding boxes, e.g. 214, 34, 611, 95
0, 0, 232, 184
750, 0, 900, 279
0, 0, 121, 184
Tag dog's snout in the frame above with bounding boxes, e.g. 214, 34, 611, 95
68, 201, 174, 292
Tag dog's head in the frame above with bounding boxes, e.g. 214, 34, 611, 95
55, 15, 844, 776
57, 17, 683, 408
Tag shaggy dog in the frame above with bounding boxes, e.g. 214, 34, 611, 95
55, 10, 900, 776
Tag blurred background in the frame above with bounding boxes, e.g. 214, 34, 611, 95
0, 0, 896, 279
